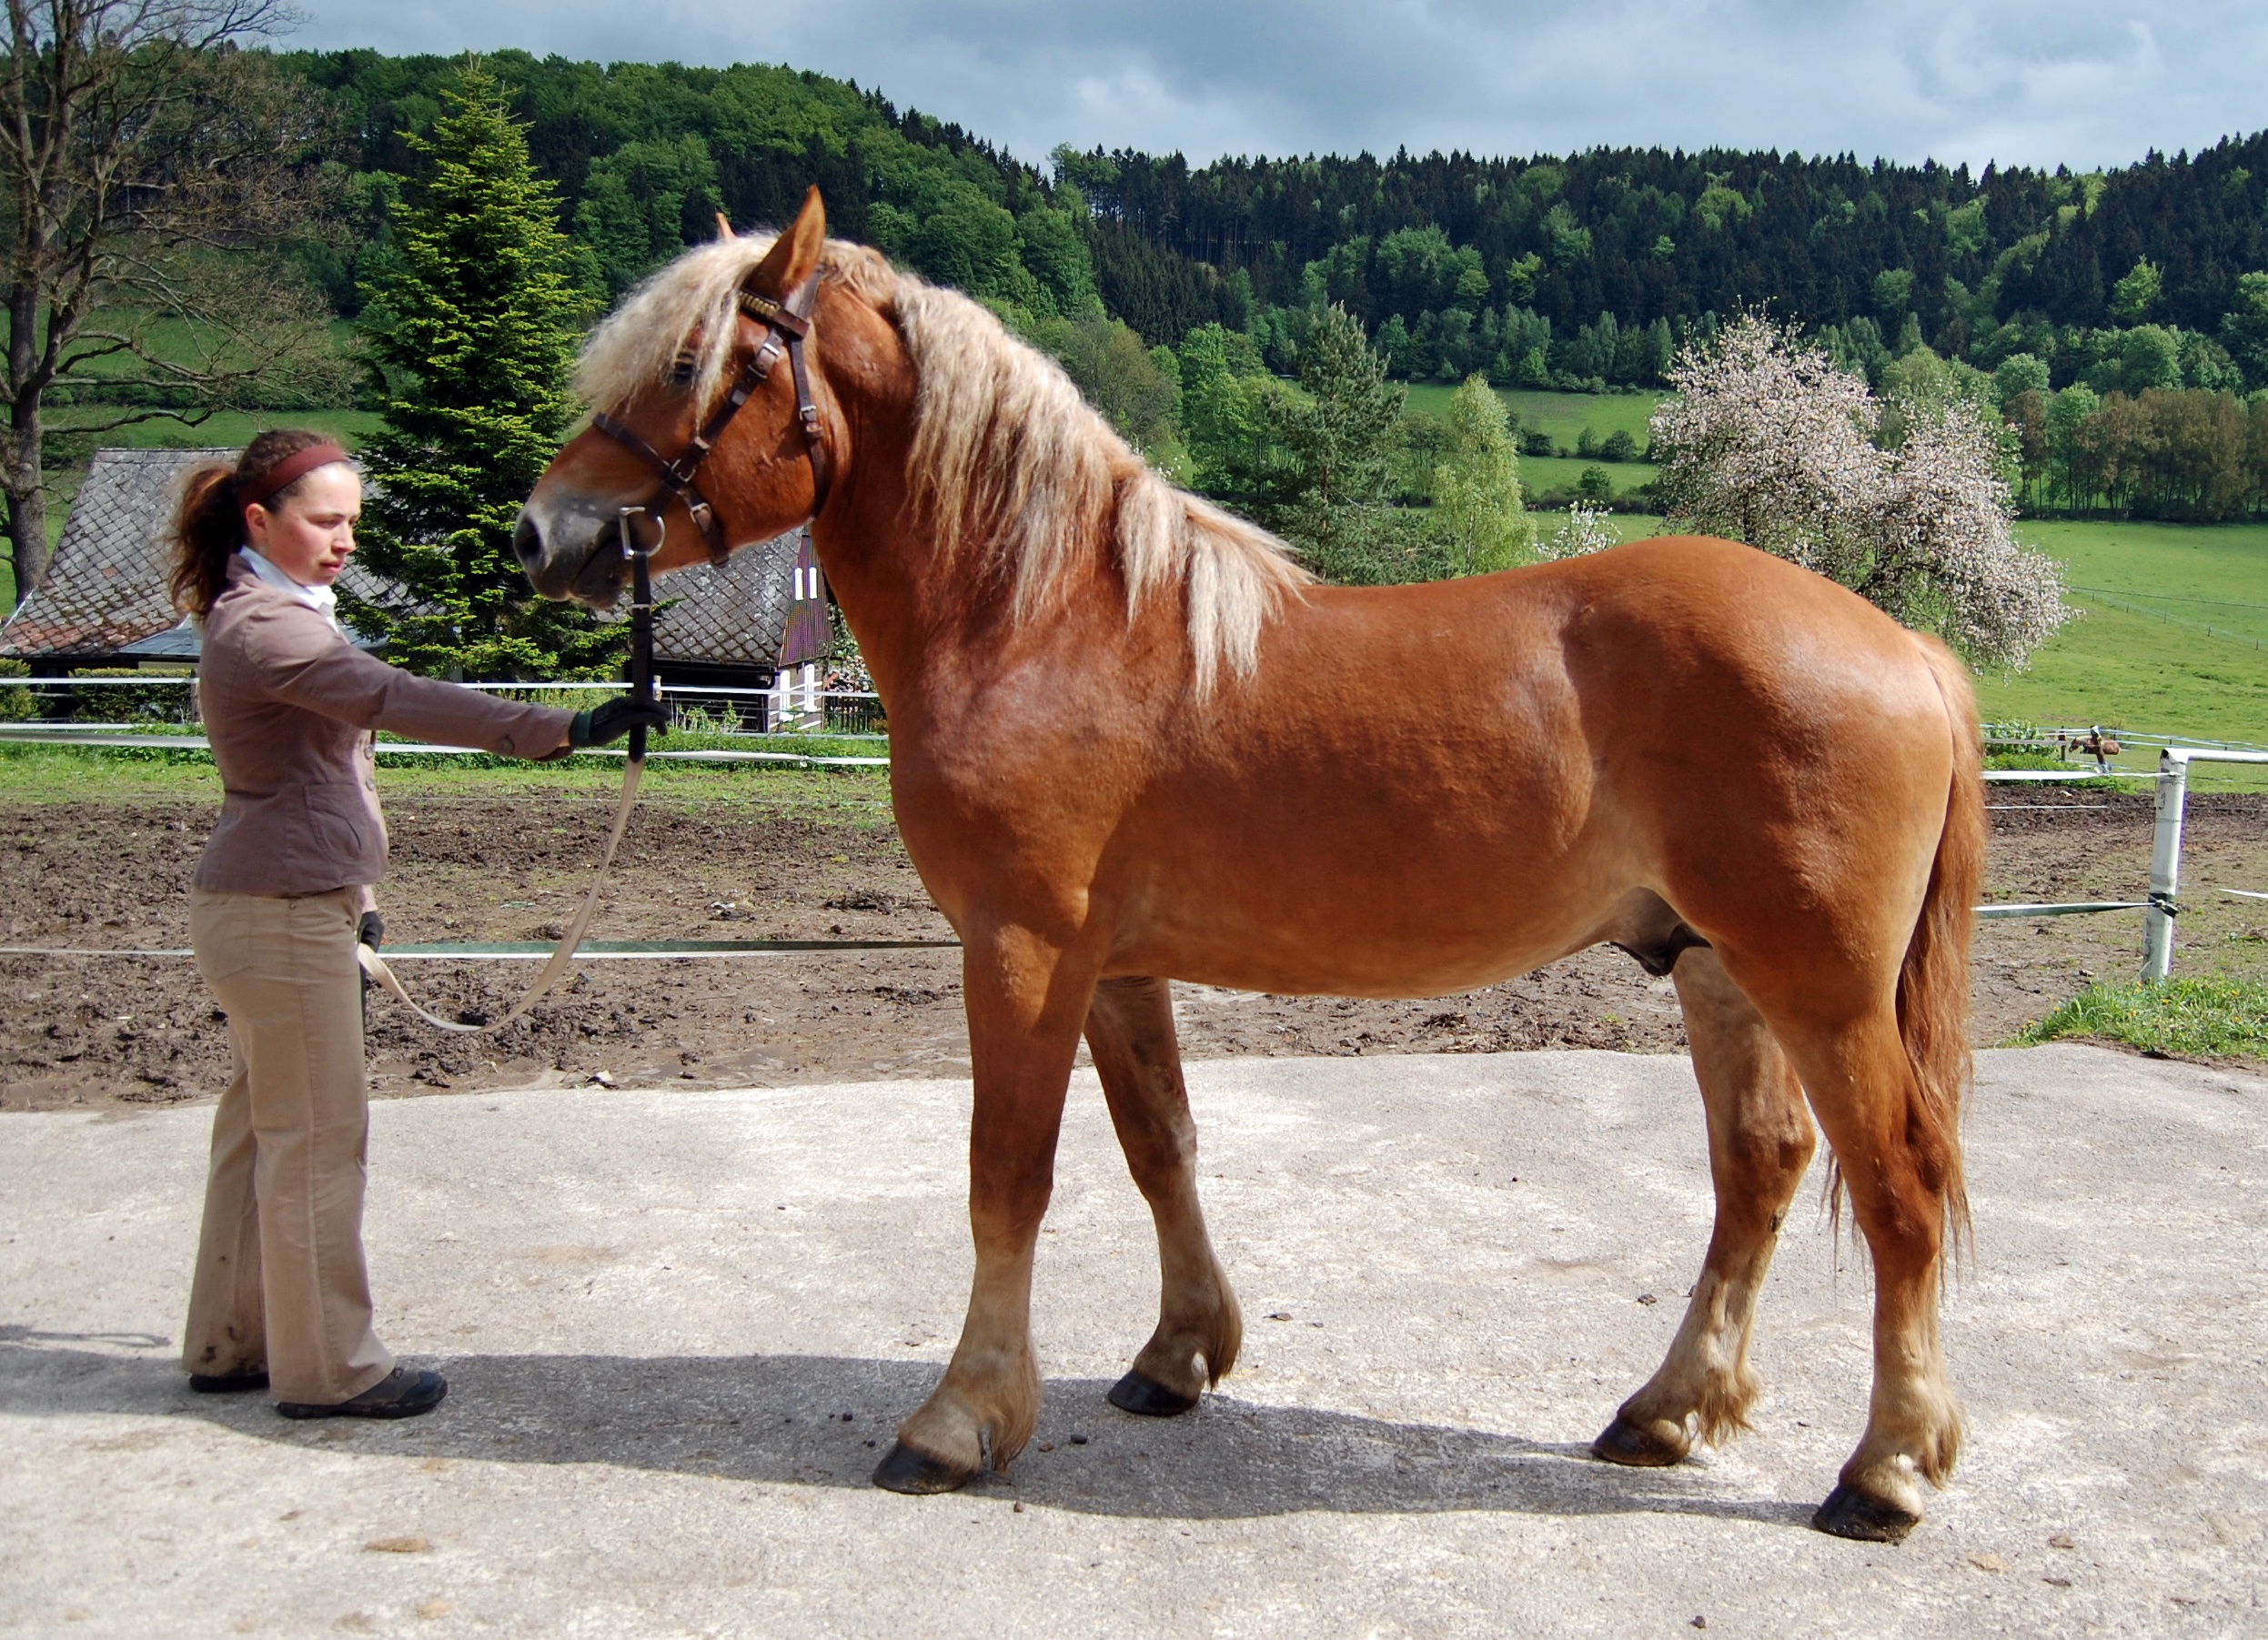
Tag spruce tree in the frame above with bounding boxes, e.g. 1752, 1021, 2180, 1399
1266, 305, 1417, 584
348, 62, 619, 679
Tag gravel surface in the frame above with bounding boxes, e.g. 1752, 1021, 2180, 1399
5, 781, 2263, 1112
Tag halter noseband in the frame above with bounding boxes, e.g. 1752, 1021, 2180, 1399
590, 272, 832, 568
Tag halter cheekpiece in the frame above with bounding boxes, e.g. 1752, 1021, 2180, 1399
590, 272, 832, 568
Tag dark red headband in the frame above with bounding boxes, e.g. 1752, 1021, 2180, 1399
236, 443, 351, 512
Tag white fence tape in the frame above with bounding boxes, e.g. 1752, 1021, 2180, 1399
6, 719, 2248, 984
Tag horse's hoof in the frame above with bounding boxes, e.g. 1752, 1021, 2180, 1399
1811, 1482, 1921, 1543
871, 1440, 973, 1494
1106, 1370, 1199, 1418
1590, 1415, 1687, 1467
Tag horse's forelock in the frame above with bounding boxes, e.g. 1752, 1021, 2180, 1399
575, 236, 898, 414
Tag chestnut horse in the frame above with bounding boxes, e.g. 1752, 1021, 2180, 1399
517, 191, 1983, 1543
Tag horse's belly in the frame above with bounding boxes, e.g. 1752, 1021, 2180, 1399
1136, 940, 1585, 1001
1111, 869, 1620, 999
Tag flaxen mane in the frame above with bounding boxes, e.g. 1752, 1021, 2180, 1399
577, 235, 1312, 692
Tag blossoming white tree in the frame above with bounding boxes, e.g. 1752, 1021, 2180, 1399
1649, 315, 2067, 669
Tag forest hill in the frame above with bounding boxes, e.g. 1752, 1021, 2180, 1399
212, 53, 2268, 530
285, 54, 2268, 387
1063, 142, 2268, 383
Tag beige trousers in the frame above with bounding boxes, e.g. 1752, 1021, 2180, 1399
182, 886, 394, 1405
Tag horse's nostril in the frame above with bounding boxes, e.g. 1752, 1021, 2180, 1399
512, 512, 543, 567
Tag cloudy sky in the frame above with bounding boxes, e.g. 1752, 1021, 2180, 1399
287, 1, 2268, 175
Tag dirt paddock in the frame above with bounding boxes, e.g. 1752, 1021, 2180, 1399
5, 773, 2266, 1112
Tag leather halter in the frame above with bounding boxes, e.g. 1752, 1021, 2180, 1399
590, 273, 832, 568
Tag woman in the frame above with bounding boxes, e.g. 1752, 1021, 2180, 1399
171, 429, 664, 1419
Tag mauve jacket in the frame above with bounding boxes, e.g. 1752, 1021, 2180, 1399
193, 556, 576, 896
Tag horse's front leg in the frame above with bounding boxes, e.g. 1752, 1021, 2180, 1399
873, 925, 1094, 1494
1084, 975, 1241, 1417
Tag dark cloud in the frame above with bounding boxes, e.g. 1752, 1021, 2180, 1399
287, 1, 2268, 172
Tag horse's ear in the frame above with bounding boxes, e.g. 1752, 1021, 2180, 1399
747, 187, 826, 297
714, 210, 734, 241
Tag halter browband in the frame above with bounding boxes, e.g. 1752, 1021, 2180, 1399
590, 272, 832, 568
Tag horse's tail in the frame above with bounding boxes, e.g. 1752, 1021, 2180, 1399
1900, 637, 1984, 1256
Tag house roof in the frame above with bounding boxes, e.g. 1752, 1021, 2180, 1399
1, 448, 209, 659
0, 447, 808, 671
647, 528, 805, 670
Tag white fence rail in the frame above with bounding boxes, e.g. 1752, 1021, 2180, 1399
2142, 748, 2268, 981
4, 699, 2254, 983
0, 674, 885, 738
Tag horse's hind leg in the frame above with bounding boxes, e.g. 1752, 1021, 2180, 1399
1594, 946, 1815, 1467
1775, 1008, 1962, 1542
1084, 976, 1241, 1416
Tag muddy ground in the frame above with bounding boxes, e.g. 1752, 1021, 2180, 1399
5, 777, 2265, 1112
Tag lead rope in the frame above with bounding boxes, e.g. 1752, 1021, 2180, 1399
356, 516, 659, 1035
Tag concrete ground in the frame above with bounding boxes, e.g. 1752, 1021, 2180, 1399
2, 1043, 2263, 1638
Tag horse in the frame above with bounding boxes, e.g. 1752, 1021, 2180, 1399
515, 189, 1984, 1544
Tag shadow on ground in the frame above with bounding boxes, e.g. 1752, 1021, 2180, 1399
1, 1331, 1812, 1527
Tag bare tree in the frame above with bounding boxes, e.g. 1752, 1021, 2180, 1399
1, 0, 347, 602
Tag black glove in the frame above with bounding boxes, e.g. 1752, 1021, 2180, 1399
570, 696, 671, 748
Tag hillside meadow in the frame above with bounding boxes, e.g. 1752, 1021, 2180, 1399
1404, 384, 1662, 499
1969, 519, 2268, 756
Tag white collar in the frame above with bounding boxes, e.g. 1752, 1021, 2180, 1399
239, 547, 342, 633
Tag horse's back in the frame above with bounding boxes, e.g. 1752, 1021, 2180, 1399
1264, 534, 1953, 772
1547, 535, 1955, 750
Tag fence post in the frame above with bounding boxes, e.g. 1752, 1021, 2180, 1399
2142, 750, 2190, 982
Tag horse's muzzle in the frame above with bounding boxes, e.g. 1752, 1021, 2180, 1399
515, 499, 629, 609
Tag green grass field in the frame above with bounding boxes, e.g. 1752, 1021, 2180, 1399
43, 407, 382, 455
1517, 454, 1656, 498
1401, 384, 1659, 499
0, 740, 899, 823
1401, 383, 1663, 449
1971, 519, 2268, 751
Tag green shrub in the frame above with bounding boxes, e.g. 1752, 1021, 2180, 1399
61, 667, 197, 722
0, 659, 32, 721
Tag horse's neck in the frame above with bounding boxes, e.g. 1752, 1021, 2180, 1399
815, 485, 1143, 722
809, 451, 1008, 711
805, 328, 1146, 718
802, 372, 990, 709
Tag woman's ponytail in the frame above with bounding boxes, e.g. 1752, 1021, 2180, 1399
168, 428, 345, 616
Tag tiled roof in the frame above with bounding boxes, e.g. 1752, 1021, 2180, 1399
0, 447, 803, 670
0, 449, 229, 659
650, 528, 804, 669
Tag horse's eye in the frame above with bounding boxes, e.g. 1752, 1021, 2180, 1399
666, 354, 697, 387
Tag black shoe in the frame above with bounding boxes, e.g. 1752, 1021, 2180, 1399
187, 1370, 269, 1394
276, 1366, 448, 1421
